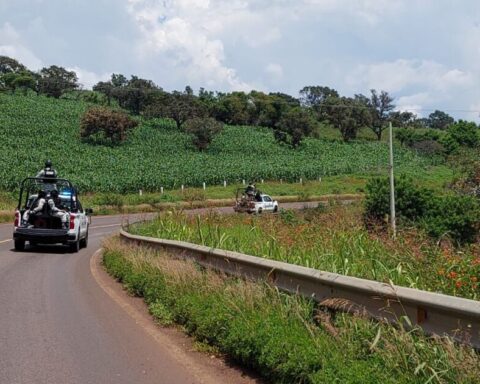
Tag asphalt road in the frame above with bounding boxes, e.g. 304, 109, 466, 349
0, 202, 321, 383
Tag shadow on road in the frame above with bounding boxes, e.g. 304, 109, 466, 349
11, 244, 73, 254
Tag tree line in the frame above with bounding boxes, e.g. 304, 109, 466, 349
0, 55, 473, 150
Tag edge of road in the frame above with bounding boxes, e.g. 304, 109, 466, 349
90, 248, 262, 384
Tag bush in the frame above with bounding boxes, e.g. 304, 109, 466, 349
448, 120, 479, 147
80, 106, 138, 145
365, 176, 480, 243
442, 120, 479, 153
422, 195, 480, 244
183, 117, 223, 151
364, 176, 433, 223
395, 128, 444, 155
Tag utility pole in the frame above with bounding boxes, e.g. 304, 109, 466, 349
389, 122, 397, 239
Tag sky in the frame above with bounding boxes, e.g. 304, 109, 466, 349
1, 0, 479, 121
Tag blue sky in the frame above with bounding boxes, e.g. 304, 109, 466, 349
1, 0, 479, 120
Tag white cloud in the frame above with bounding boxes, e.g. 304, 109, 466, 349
348, 59, 473, 94
126, 0, 254, 91
395, 92, 431, 117
67, 66, 111, 89
0, 22, 42, 69
265, 63, 283, 79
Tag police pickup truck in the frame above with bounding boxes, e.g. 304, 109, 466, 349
13, 177, 92, 252
233, 188, 279, 214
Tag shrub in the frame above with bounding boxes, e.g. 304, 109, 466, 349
395, 128, 444, 155
184, 117, 223, 151
80, 106, 138, 145
443, 120, 479, 153
365, 176, 480, 244
422, 195, 480, 244
449, 120, 479, 147
364, 176, 433, 223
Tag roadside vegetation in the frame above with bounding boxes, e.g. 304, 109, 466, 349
129, 203, 479, 300
103, 237, 480, 384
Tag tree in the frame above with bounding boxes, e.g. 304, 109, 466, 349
144, 91, 206, 128
213, 92, 253, 125
0, 56, 36, 94
368, 89, 395, 141
111, 73, 128, 87
80, 107, 138, 145
247, 91, 278, 127
92, 81, 114, 105
274, 107, 317, 148
0, 56, 26, 74
184, 117, 223, 151
299, 86, 339, 108
323, 96, 371, 142
38, 65, 79, 98
389, 111, 418, 128
428, 110, 454, 130
198, 87, 218, 116
111, 75, 160, 115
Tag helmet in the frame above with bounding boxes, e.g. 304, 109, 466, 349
50, 190, 59, 198
38, 190, 46, 198
45, 159, 52, 168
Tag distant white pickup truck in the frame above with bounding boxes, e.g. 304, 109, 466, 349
233, 189, 279, 214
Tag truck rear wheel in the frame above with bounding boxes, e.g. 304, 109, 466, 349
257, 207, 263, 214
70, 240, 80, 253
80, 231, 88, 248
14, 239, 25, 251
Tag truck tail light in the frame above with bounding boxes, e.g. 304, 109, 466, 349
14, 211, 19, 227
69, 214, 76, 230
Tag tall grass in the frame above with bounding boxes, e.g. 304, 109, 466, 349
130, 205, 480, 300
103, 237, 480, 384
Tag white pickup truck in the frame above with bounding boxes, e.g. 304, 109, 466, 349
13, 177, 92, 252
233, 189, 279, 214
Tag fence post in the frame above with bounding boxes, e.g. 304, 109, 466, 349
242, 179, 246, 186
223, 180, 227, 188
139, 189, 143, 196
203, 182, 206, 190
160, 187, 164, 194
181, 185, 184, 193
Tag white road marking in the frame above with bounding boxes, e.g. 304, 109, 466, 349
0, 239, 12, 244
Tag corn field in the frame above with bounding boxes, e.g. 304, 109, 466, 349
0, 94, 437, 193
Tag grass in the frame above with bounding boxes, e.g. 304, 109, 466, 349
0, 168, 452, 215
103, 237, 480, 384
129, 204, 480, 300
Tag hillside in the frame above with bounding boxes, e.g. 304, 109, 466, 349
0, 94, 440, 193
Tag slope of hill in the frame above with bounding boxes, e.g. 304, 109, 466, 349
0, 94, 440, 193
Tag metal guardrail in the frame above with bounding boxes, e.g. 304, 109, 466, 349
120, 229, 480, 348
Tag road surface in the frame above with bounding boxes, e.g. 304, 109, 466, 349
0, 202, 322, 383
